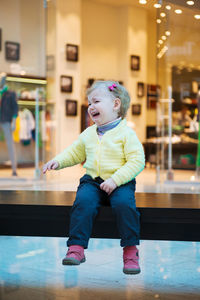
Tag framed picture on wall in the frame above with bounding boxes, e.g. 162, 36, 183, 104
5, 41, 20, 61
147, 97, 157, 109
66, 44, 79, 62
137, 82, 145, 97
130, 55, 140, 71
60, 75, 73, 93
65, 100, 77, 116
0, 29, 2, 51
147, 84, 160, 109
132, 104, 141, 115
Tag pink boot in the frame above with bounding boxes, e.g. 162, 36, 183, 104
123, 246, 141, 274
62, 245, 86, 265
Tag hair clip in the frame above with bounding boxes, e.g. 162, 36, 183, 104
108, 83, 117, 91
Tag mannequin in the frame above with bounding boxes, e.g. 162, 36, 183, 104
0, 72, 18, 176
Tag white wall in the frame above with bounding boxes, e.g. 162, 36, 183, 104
127, 6, 147, 142
82, 1, 149, 142
0, 0, 45, 76
82, 0, 120, 85
55, 0, 82, 153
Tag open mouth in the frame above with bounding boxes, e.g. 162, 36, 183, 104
91, 112, 100, 117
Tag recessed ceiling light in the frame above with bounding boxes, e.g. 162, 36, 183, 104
154, 3, 162, 8
166, 5, 171, 10
175, 9, 182, 14
194, 14, 200, 19
162, 35, 167, 40
158, 39, 163, 44
160, 12, 166, 17
186, 1, 194, 5
139, 0, 147, 4
157, 19, 161, 23
165, 31, 171, 36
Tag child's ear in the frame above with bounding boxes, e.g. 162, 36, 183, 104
114, 98, 121, 111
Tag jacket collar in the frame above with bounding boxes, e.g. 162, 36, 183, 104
93, 118, 127, 134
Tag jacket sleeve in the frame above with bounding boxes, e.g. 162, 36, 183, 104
53, 134, 86, 169
111, 130, 145, 186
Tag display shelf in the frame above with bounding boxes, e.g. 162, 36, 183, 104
5, 73, 47, 102
6, 73, 47, 84
17, 100, 46, 106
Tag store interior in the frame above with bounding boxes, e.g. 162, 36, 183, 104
1, 2, 200, 300
0, 0, 200, 186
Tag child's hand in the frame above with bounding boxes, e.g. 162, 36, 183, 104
42, 160, 59, 174
100, 178, 117, 195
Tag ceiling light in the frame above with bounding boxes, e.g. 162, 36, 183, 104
165, 5, 171, 10
158, 39, 163, 44
186, 1, 194, 5
157, 19, 161, 23
139, 0, 147, 4
154, 3, 162, 8
160, 12, 166, 17
175, 9, 182, 14
165, 31, 171, 36
194, 14, 200, 19
157, 46, 168, 59
162, 35, 167, 40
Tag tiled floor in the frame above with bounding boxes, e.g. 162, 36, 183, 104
0, 166, 200, 299
0, 237, 200, 300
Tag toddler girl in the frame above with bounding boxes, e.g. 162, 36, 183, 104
43, 80, 145, 274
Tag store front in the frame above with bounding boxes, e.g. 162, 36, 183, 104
0, 0, 47, 179
0, 0, 200, 185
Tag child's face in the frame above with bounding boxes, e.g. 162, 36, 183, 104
88, 88, 121, 126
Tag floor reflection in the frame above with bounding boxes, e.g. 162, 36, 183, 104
0, 237, 200, 299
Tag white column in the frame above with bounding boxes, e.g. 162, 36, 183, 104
55, 0, 82, 153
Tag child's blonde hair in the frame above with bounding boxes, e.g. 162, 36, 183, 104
86, 80, 130, 119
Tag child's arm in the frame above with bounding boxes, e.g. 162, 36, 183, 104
42, 133, 86, 173
111, 130, 145, 187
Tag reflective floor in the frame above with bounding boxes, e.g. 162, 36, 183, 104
0, 237, 200, 300
0, 167, 200, 299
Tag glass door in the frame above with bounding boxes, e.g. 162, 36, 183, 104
156, 0, 200, 183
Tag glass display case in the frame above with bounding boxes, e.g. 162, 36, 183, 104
0, 74, 47, 176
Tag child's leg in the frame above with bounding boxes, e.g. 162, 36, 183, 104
109, 179, 140, 274
109, 179, 140, 247
67, 174, 104, 249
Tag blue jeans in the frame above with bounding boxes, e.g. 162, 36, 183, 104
67, 174, 140, 248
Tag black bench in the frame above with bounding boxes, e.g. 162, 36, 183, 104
0, 190, 200, 241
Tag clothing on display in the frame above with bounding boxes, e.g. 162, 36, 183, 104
18, 109, 35, 145
0, 73, 18, 175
